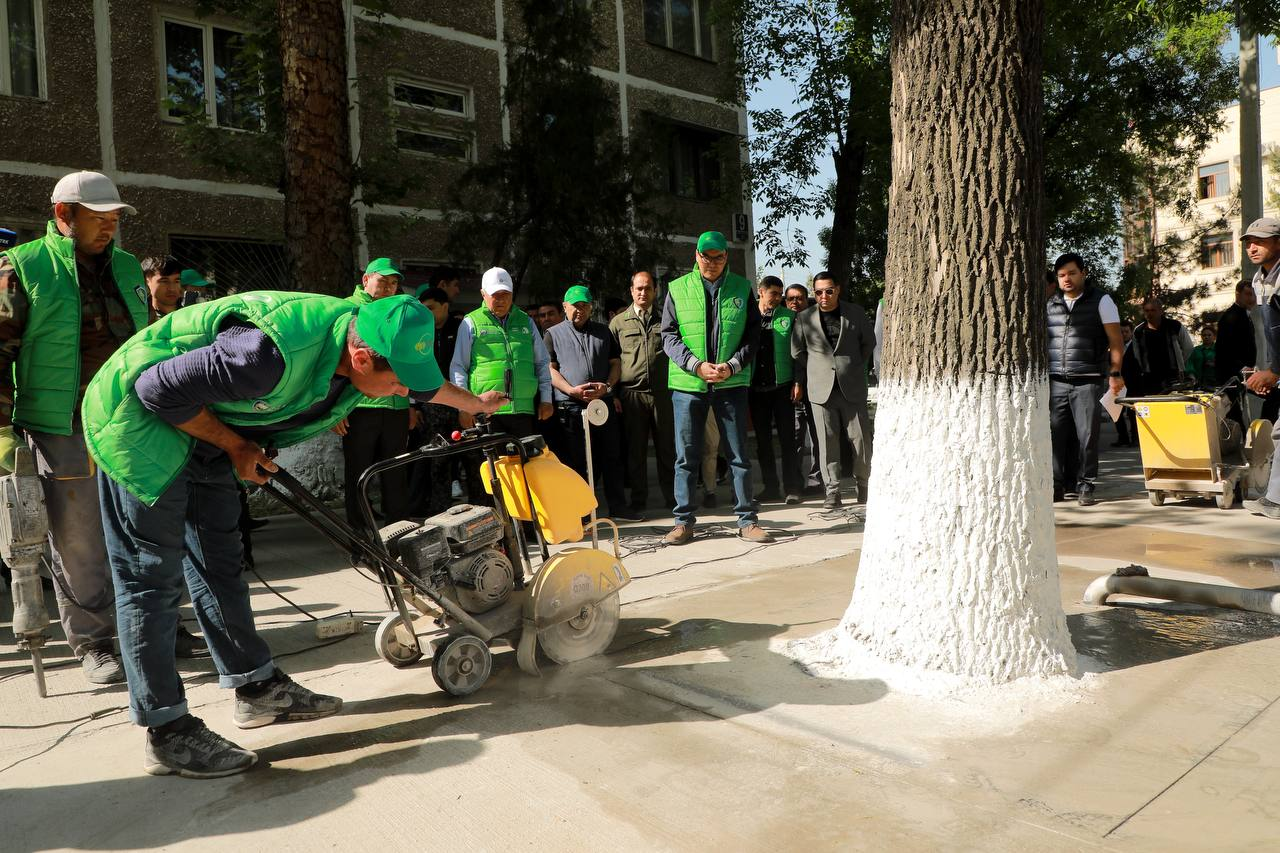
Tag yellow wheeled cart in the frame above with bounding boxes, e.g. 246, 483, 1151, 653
1120, 387, 1273, 509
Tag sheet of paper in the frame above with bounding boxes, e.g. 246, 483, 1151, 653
1100, 385, 1123, 422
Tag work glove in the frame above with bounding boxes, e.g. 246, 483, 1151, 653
0, 426, 19, 474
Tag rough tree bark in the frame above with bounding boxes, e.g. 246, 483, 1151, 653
824, 121, 866, 287
801, 0, 1077, 685
279, 0, 355, 295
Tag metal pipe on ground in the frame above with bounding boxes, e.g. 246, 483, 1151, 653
1084, 565, 1280, 616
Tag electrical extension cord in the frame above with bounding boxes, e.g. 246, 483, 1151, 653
314, 613, 361, 640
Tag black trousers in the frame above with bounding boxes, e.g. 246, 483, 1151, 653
342, 406, 410, 529
407, 403, 459, 518
749, 386, 803, 496
795, 400, 823, 487
550, 402, 627, 514
620, 388, 675, 509
1050, 376, 1103, 490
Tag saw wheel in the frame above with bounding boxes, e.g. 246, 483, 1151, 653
374, 614, 423, 668
431, 634, 492, 697
1247, 419, 1275, 493
538, 592, 620, 664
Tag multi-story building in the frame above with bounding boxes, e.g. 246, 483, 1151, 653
0, 0, 754, 302
1130, 86, 1280, 319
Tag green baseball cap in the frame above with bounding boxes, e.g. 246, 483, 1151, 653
563, 285, 592, 304
364, 257, 402, 278
355, 294, 443, 392
696, 231, 728, 253
180, 269, 209, 287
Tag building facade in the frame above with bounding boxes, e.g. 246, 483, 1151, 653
0, 0, 754, 302
1131, 88, 1280, 319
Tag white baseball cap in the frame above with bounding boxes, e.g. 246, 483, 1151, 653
481, 267, 513, 295
50, 170, 137, 215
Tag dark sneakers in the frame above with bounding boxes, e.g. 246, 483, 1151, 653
1078, 485, 1097, 507
1244, 496, 1280, 519
823, 493, 842, 510
175, 624, 210, 659
233, 669, 343, 729
144, 715, 257, 779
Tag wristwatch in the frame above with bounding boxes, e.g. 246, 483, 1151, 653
1108, 371, 1122, 378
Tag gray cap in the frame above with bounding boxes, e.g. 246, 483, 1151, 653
50, 170, 136, 215
1242, 217, 1280, 239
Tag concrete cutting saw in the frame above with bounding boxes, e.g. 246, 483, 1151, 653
257, 409, 630, 697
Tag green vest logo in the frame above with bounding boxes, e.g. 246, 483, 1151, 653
777, 317, 791, 332
253, 400, 272, 412
732, 297, 744, 309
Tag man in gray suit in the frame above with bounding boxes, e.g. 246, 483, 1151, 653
791, 271, 876, 509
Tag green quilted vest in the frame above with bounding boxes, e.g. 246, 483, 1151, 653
82, 292, 364, 505
2, 221, 149, 434
666, 270, 753, 392
348, 285, 408, 411
766, 306, 795, 385
466, 306, 537, 415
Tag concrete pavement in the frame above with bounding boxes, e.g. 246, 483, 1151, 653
4, 433, 1280, 850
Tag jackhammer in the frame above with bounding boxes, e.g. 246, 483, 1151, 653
1, 443, 51, 697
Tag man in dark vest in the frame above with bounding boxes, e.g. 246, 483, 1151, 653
0, 171, 150, 686
1217, 280, 1258, 429
1131, 297, 1194, 395
82, 292, 504, 778
545, 285, 635, 521
1047, 253, 1125, 506
750, 275, 802, 504
659, 231, 773, 545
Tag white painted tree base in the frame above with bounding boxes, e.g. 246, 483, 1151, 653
788, 374, 1077, 693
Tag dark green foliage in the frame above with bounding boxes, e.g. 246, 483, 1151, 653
442, 0, 675, 302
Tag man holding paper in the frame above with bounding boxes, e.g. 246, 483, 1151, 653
1047, 253, 1125, 507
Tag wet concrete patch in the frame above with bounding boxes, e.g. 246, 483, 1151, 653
1069, 602, 1280, 671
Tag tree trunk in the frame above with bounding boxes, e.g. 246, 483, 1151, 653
278, 0, 355, 295
825, 125, 867, 287
802, 0, 1076, 686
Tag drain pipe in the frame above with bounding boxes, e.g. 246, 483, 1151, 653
1084, 565, 1280, 616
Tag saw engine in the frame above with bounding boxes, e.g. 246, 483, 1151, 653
380, 504, 515, 614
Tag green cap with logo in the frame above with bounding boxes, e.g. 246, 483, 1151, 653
696, 231, 728, 253
563, 285, 592, 304
355, 294, 443, 392
364, 257, 402, 278
180, 269, 209, 288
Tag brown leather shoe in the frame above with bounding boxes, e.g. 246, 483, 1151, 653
662, 524, 694, 546
738, 524, 774, 544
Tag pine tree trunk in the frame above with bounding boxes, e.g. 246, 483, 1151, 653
278, 0, 355, 295
805, 0, 1076, 685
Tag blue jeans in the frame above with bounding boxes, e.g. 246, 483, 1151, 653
99, 455, 274, 727
672, 388, 757, 527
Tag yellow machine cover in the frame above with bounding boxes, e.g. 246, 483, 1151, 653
482, 449, 595, 544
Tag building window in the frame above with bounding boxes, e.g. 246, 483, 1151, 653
1200, 232, 1234, 268
1197, 162, 1229, 200
169, 235, 288, 294
162, 17, 262, 131
391, 78, 469, 118
395, 127, 472, 162
1, 0, 45, 99
668, 126, 722, 200
644, 0, 715, 61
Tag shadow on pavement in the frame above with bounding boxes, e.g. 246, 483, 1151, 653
1, 617, 886, 851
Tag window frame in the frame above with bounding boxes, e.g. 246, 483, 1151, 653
644, 0, 716, 62
666, 122, 724, 202
157, 11, 262, 132
394, 125, 475, 163
0, 0, 48, 100
389, 76, 472, 120
1199, 231, 1235, 269
1197, 161, 1229, 200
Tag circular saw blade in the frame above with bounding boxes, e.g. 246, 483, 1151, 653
538, 593, 620, 664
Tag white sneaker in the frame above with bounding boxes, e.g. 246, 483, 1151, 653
451, 480, 463, 499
